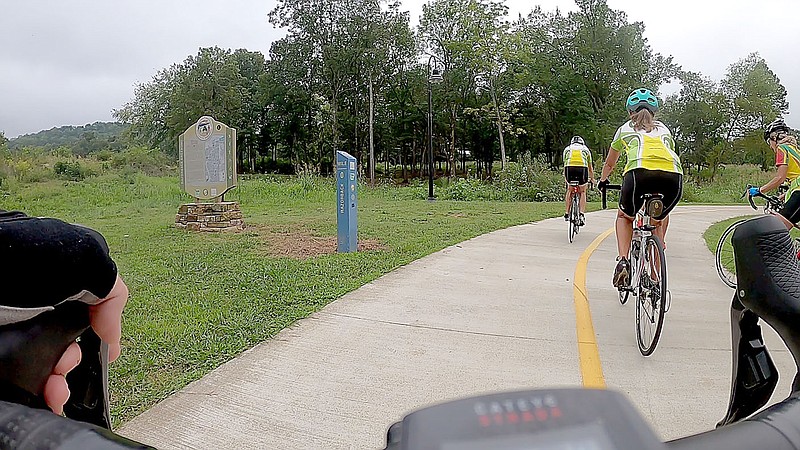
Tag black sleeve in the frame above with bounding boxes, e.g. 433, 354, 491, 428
0, 211, 117, 308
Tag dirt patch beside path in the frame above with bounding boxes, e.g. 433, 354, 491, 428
249, 225, 385, 259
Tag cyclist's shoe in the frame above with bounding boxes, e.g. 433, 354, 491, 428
613, 257, 630, 288
579, 213, 585, 226
564, 213, 569, 221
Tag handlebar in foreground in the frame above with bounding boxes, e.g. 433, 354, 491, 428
0, 400, 152, 450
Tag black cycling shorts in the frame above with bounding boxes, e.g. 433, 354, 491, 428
564, 167, 589, 185
619, 169, 683, 220
780, 190, 800, 224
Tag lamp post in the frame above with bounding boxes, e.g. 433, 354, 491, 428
427, 55, 443, 201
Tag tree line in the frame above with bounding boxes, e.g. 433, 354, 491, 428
114, 0, 790, 181
7, 122, 128, 155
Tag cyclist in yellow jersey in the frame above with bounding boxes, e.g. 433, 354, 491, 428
750, 118, 800, 230
563, 135, 594, 225
598, 88, 683, 288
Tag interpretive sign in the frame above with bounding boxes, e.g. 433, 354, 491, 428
336, 151, 358, 253
179, 116, 237, 200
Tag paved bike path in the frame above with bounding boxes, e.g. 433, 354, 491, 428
119, 206, 795, 449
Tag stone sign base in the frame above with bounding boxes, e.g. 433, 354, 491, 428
175, 202, 245, 232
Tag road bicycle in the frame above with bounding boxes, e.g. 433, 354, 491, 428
566, 181, 583, 243
600, 184, 669, 356
715, 185, 800, 289
383, 215, 800, 449
4, 218, 800, 449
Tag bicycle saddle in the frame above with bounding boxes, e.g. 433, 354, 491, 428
718, 215, 800, 426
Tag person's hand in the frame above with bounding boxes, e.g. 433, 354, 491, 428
597, 179, 609, 191
43, 275, 128, 415
747, 186, 760, 197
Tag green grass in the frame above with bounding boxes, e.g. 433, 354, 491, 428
704, 214, 800, 275
1, 161, 779, 426
2, 173, 578, 425
682, 164, 775, 204
703, 216, 754, 275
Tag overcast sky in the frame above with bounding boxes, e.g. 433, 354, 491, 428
1, 0, 798, 138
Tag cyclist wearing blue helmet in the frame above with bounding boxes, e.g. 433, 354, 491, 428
598, 88, 683, 288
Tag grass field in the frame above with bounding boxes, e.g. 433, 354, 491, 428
2, 173, 584, 425
0, 160, 778, 426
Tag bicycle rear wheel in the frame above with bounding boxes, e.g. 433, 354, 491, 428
568, 196, 579, 243
636, 235, 667, 356
574, 194, 582, 234
715, 219, 746, 289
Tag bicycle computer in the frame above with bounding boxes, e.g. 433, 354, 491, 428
385, 388, 666, 450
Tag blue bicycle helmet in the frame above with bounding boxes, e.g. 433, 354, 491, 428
626, 88, 659, 113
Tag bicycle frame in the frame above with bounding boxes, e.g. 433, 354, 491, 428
567, 181, 584, 243
568, 182, 582, 208
621, 199, 661, 293
567, 182, 583, 214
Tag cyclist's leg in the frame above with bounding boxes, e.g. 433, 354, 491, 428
658, 173, 682, 249
617, 170, 640, 259
653, 215, 668, 247
578, 167, 589, 214
579, 184, 587, 213
613, 209, 634, 288
614, 171, 638, 287
615, 209, 634, 258
563, 168, 572, 218
641, 170, 683, 250
564, 186, 571, 217
777, 189, 800, 231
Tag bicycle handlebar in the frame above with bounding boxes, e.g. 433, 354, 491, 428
599, 183, 621, 209
668, 393, 800, 450
743, 184, 783, 211
0, 400, 153, 449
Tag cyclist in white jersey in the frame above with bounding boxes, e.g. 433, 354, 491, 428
563, 135, 594, 225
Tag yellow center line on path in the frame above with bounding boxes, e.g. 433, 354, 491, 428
573, 227, 614, 388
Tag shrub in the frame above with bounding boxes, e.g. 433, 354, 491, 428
54, 160, 93, 181
95, 149, 114, 161
254, 157, 295, 175
439, 177, 498, 201
111, 147, 174, 176
12, 159, 52, 183
495, 153, 568, 202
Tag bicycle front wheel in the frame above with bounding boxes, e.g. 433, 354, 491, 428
715, 219, 746, 289
636, 235, 667, 356
793, 237, 800, 260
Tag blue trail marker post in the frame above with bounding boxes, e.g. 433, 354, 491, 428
336, 151, 358, 253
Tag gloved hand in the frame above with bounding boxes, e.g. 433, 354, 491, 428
747, 187, 760, 197
0, 210, 123, 421
597, 179, 610, 191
